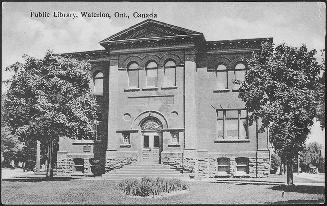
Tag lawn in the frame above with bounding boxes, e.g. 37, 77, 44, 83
1, 177, 325, 204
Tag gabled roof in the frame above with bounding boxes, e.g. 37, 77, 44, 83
99, 19, 204, 46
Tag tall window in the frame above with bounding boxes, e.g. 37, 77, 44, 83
128, 62, 139, 88
145, 61, 158, 87
216, 64, 228, 90
228, 63, 246, 90
93, 72, 103, 95
217, 109, 248, 139
163, 60, 176, 87
236, 157, 249, 174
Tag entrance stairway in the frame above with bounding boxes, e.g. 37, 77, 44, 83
102, 161, 183, 180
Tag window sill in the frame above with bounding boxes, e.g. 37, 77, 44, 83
72, 140, 95, 145
232, 89, 240, 92
161, 86, 178, 90
214, 139, 250, 143
142, 87, 158, 91
233, 173, 250, 178
120, 144, 131, 148
124, 88, 141, 92
213, 89, 230, 93
168, 144, 180, 147
215, 173, 231, 178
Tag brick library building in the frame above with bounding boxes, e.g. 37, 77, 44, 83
56, 19, 272, 178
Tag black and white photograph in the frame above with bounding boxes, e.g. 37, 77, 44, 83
1, 2, 325, 204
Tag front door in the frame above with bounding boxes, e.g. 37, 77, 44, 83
142, 132, 162, 163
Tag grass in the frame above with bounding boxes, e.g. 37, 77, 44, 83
1, 178, 325, 204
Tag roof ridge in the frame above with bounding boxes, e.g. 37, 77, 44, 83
99, 19, 203, 45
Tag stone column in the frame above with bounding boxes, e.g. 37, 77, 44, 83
184, 51, 197, 150
35, 140, 41, 173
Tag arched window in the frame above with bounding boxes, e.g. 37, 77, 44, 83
216, 64, 228, 90
93, 72, 103, 95
163, 60, 176, 87
127, 62, 139, 88
145, 61, 158, 87
228, 63, 246, 90
235, 157, 249, 174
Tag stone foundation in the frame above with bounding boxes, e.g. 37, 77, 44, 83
105, 151, 138, 173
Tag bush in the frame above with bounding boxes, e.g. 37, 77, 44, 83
116, 177, 189, 197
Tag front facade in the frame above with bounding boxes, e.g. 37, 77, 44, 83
57, 19, 271, 178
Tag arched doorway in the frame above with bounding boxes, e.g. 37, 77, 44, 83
140, 117, 163, 163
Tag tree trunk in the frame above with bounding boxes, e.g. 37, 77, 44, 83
286, 159, 294, 185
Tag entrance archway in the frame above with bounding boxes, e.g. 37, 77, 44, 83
140, 117, 163, 164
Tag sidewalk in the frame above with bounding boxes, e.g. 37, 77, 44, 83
1, 168, 34, 179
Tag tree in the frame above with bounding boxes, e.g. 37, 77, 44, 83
316, 49, 325, 129
1, 125, 22, 167
1, 94, 24, 168
300, 142, 323, 173
4, 51, 98, 178
270, 152, 281, 174
239, 42, 322, 185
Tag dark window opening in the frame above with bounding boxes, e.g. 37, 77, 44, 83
144, 135, 149, 148
153, 135, 160, 148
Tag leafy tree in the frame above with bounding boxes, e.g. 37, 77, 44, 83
270, 152, 281, 174
1, 125, 22, 167
239, 42, 322, 185
299, 142, 323, 172
4, 51, 98, 178
316, 49, 325, 129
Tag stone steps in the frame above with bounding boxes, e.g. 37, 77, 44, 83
103, 161, 183, 180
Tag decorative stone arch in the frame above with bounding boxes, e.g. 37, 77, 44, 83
121, 56, 142, 69
160, 54, 183, 67
230, 59, 248, 70
142, 55, 161, 68
131, 111, 168, 130
207, 56, 231, 71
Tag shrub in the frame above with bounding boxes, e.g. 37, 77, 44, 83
116, 177, 189, 197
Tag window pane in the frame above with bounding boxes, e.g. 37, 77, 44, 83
128, 70, 138, 88
94, 78, 103, 95
164, 67, 175, 86
123, 133, 130, 144
228, 71, 235, 89
226, 119, 238, 138
154, 135, 160, 147
217, 72, 227, 89
217, 120, 224, 138
171, 132, 179, 143
95, 72, 104, 78
226, 110, 238, 118
146, 61, 157, 69
144, 136, 149, 148
240, 110, 247, 118
217, 64, 227, 71
129, 63, 138, 70
235, 63, 246, 70
218, 158, 230, 166
239, 119, 248, 139
165, 61, 176, 68
217, 110, 223, 119
146, 69, 158, 87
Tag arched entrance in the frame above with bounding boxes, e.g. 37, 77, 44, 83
140, 117, 163, 163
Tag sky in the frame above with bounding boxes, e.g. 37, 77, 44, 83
1, 2, 325, 149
